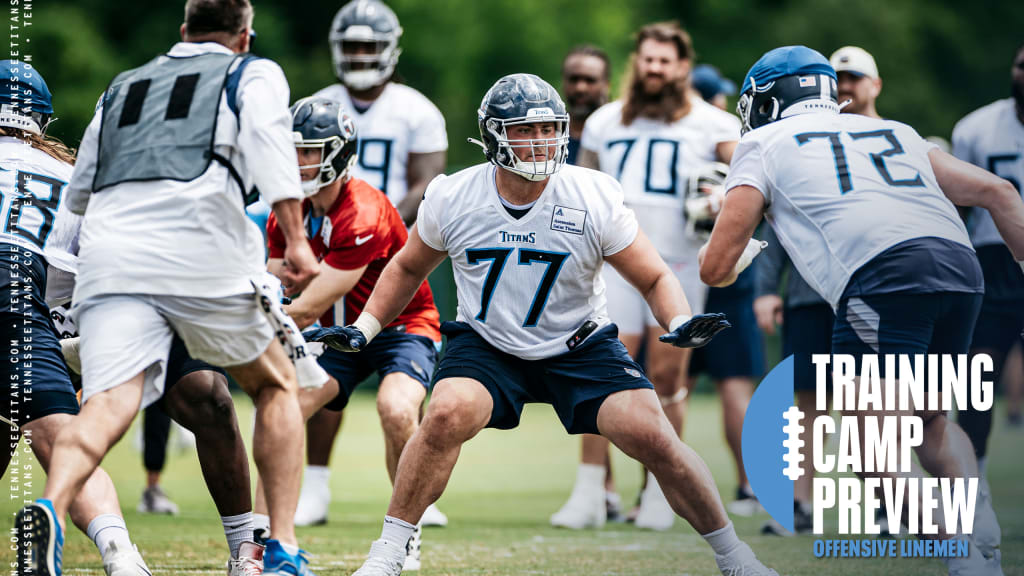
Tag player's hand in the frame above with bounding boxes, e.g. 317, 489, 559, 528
303, 325, 367, 353
658, 313, 731, 348
753, 294, 784, 335
281, 242, 320, 295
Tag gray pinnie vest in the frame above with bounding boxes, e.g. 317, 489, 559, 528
91, 51, 258, 204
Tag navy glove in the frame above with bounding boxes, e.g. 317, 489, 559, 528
658, 313, 731, 348
302, 325, 367, 353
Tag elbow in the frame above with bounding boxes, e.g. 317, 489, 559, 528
700, 260, 737, 288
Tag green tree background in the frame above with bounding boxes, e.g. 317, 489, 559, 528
17, 0, 1023, 167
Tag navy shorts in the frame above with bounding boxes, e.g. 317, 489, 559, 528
783, 303, 835, 391
165, 335, 226, 390
1, 246, 77, 427
433, 321, 654, 435
689, 281, 764, 380
318, 330, 439, 411
832, 291, 983, 378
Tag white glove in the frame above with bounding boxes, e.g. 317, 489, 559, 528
252, 273, 329, 390
60, 337, 82, 375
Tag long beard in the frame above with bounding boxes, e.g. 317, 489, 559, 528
622, 72, 690, 125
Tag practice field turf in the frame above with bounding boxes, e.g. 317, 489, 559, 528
3, 393, 1022, 575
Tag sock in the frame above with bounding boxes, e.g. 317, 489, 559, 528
222, 512, 254, 559
702, 522, 742, 557
253, 513, 270, 535
87, 514, 134, 558
574, 464, 606, 493
280, 541, 301, 556
380, 515, 416, 549
304, 465, 331, 489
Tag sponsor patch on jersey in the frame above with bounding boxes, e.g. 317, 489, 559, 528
624, 367, 642, 378
550, 205, 586, 235
798, 75, 817, 87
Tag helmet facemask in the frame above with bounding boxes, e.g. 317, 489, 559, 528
482, 115, 569, 182
295, 136, 353, 197
330, 29, 401, 90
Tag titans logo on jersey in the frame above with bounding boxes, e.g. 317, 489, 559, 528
580, 98, 740, 258
416, 164, 638, 360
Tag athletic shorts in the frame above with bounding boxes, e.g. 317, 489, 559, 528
318, 330, 440, 411
433, 321, 654, 435
603, 259, 706, 335
74, 293, 273, 410
783, 303, 835, 391
689, 271, 763, 380
832, 291, 983, 379
1, 246, 78, 428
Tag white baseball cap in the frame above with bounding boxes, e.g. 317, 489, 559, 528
830, 46, 879, 79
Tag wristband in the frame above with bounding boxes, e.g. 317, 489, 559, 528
669, 314, 692, 332
353, 312, 383, 343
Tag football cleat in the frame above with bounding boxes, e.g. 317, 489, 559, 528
228, 541, 265, 576
634, 473, 675, 531
263, 540, 315, 576
714, 542, 780, 576
606, 491, 626, 523
402, 525, 421, 571
726, 486, 763, 518
293, 473, 330, 527
137, 486, 179, 515
974, 477, 1002, 559
761, 501, 812, 536
419, 503, 448, 528
550, 484, 606, 530
352, 539, 405, 576
16, 499, 64, 576
102, 542, 152, 576
945, 538, 1004, 576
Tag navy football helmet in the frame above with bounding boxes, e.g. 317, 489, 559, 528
329, 0, 402, 90
291, 97, 358, 196
475, 73, 569, 182
0, 60, 54, 134
736, 46, 839, 135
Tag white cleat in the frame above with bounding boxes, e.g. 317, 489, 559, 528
974, 477, 1001, 559
352, 539, 405, 576
137, 486, 179, 515
294, 476, 330, 527
634, 473, 675, 531
103, 542, 153, 576
726, 486, 764, 518
946, 538, 1004, 576
227, 541, 265, 576
420, 503, 448, 528
402, 525, 421, 571
714, 542, 779, 576
550, 485, 606, 530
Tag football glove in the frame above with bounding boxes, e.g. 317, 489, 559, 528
303, 325, 367, 353
658, 313, 731, 348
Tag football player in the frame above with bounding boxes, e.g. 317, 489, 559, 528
298, 0, 449, 528
561, 45, 610, 165
15, 2, 322, 575
830, 46, 882, 119
567, 21, 744, 530
312, 73, 777, 576
254, 97, 441, 571
702, 45, 1021, 576
953, 41, 1024, 492
0, 59, 152, 576
691, 64, 736, 111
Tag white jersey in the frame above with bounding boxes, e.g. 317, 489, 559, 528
417, 164, 639, 360
314, 82, 447, 207
581, 98, 740, 259
0, 137, 80, 304
67, 42, 303, 304
726, 112, 971, 308
952, 98, 1024, 248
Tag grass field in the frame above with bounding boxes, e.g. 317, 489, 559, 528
3, 392, 1022, 575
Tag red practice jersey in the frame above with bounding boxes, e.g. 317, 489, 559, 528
267, 178, 441, 341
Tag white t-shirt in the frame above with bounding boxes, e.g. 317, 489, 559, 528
66, 42, 303, 304
726, 112, 970, 308
952, 98, 1024, 248
581, 97, 740, 259
417, 163, 638, 360
314, 82, 447, 206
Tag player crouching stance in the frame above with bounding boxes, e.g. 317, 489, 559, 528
256, 97, 442, 571
311, 73, 777, 576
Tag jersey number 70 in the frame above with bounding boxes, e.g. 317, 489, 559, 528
467, 247, 570, 327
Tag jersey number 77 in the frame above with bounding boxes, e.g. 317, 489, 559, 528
467, 247, 569, 327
